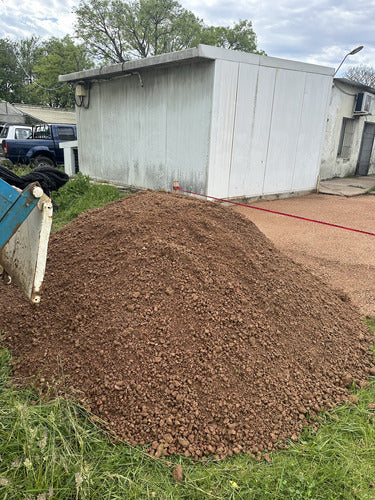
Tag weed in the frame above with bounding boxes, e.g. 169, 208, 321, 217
0, 159, 14, 169
2, 163, 33, 176
51, 173, 126, 232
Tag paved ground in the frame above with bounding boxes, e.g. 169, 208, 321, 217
318, 174, 375, 196
235, 193, 375, 317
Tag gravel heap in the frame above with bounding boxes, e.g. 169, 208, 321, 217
1, 190, 374, 459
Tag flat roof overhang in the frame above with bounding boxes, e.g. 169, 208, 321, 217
59, 44, 334, 84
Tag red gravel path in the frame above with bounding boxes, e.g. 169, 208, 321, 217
235, 193, 375, 318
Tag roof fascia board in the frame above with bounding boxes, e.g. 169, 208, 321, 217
198, 45, 334, 75
59, 46, 207, 83
259, 55, 334, 76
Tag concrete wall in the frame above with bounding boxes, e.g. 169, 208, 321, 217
77, 61, 214, 193
320, 82, 375, 179
207, 58, 332, 198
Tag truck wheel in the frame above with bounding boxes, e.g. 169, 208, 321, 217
31, 156, 56, 169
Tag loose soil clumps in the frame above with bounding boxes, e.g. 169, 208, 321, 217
1, 191, 374, 459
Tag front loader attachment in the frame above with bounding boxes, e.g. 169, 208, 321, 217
0, 178, 53, 303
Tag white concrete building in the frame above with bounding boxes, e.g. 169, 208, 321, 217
60, 45, 333, 199
320, 78, 375, 179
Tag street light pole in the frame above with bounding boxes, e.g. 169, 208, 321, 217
334, 45, 364, 77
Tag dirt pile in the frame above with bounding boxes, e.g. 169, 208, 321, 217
1, 191, 374, 459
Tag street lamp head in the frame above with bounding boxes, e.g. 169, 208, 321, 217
333, 45, 364, 77
349, 45, 364, 55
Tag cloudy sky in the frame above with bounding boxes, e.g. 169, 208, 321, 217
0, 0, 374, 75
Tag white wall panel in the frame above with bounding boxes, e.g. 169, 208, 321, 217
207, 62, 332, 199
262, 69, 306, 194
206, 60, 239, 197
77, 62, 214, 193
165, 65, 213, 193
228, 65, 275, 198
291, 74, 332, 190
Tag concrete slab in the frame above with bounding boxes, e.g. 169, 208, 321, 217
318, 175, 375, 196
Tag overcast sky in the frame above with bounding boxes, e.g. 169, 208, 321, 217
1, 0, 374, 76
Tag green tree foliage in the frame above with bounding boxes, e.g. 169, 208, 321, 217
74, 0, 203, 62
15, 36, 43, 86
74, 0, 263, 63
198, 20, 265, 54
14, 36, 44, 104
0, 38, 24, 102
33, 35, 94, 107
0, 35, 93, 108
344, 65, 375, 88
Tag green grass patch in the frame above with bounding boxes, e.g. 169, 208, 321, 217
365, 317, 375, 333
51, 173, 126, 232
1, 163, 33, 176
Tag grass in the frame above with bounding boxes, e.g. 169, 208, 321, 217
1, 171, 375, 498
51, 173, 125, 232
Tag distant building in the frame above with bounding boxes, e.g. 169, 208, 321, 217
320, 78, 375, 179
0, 102, 26, 133
60, 45, 333, 199
0, 101, 76, 129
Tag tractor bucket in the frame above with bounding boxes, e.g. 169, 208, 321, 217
0, 178, 53, 303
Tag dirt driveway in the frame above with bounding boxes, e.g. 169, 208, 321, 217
235, 193, 375, 318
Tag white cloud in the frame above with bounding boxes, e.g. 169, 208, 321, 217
0, 0, 77, 39
182, 0, 375, 73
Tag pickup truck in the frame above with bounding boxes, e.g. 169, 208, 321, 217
0, 124, 33, 158
1, 123, 77, 168
0, 124, 32, 141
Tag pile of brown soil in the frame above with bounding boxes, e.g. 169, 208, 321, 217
1, 191, 374, 459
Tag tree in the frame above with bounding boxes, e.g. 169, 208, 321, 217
0, 38, 24, 102
15, 36, 42, 86
74, 0, 263, 63
13, 36, 45, 104
74, 0, 203, 62
198, 20, 264, 54
344, 65, 375, 88
32, 35, 94, 107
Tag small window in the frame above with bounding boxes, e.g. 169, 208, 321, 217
34, 125, 51, 139
57, 126, 75, 141
0, 126, 9, 138
15, 128, 31, 140
337, 118, 355, 159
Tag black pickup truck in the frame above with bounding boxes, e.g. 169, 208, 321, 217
1, 123, 77, 168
